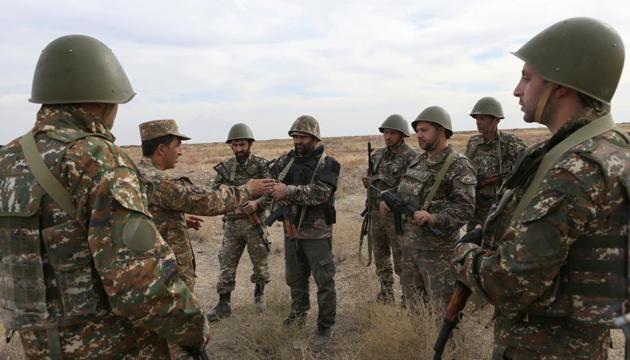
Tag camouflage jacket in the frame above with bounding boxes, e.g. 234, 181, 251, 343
138, 157, 251, 267
0, 106, 208, 351
397, 145, 476, 250
465, 131, 527, 198
270, 145, 340, 239
455, 112, 630, 326
212, 153, 270, 219
367, 141, 416, 209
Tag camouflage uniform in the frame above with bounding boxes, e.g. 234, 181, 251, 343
396, 145, 476, 305
271, 145, 340, 331
138, 156, 251, 290
212, 153, 270, 295
454, 113, 630, 359
465, 131, 527, 231
0, 105, 208, 359
368, 141, 416, 300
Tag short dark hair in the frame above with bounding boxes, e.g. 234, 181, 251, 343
142, 135, 178, 157
577, 92, 610, 117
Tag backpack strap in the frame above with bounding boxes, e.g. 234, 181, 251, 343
421, 151, 457, 210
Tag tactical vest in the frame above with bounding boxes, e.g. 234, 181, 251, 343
0, 130, 110, 331
489, 118, 630, 325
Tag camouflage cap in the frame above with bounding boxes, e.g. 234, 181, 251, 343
139, 119, 191, 142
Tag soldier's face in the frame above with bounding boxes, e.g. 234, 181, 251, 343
230, 139, 251, 160
161, 138, 182, 170
415, 121, 441, 151
382, 129, 403, 147
474, 115, 499, 135
293, 133, 317, 155
514, 64, 546, 124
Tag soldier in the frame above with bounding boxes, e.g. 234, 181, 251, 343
206, 123, 272, 321
361, 114, 416, 303
0, 35, 208, 358
464, 97, 527, 231
384, 106, 475, 306
453, 18, 629, 359
269, 115, 340, 340
137, 119, 273, 290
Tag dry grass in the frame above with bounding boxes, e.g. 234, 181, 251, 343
3, 125, 630, 359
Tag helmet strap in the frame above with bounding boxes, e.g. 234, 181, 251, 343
534, 82, 555, 124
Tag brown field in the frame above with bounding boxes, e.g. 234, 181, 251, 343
2, 124, 629, 359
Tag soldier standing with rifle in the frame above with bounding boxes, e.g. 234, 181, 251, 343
137, 119, 273, 291
464, 97, 527, 231
453, 17, 630, 359
361, 114, 415, 303
0, 35, 209, 358
269, 115, 340, 341
207, 123, 272, 321
383, 106, 475, 307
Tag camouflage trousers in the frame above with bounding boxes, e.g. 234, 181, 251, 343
19, 314, 171, 359
284, 237, 336, 329
491, 315, 610, 359
370, 209, 402, 295
216, 217, 270, 294
400, 247, 455, 307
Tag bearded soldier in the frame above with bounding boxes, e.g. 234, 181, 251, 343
361, 114, 416, 303
464, 97, 527, 231
137, 120, 273, 291
269, 115, 340, 340
384, 106, 476, 306
0, 35, 208, 358
454, 18, 630, 359
206, 123, 272, 321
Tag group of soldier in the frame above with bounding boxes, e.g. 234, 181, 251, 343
0, 15, 628, 360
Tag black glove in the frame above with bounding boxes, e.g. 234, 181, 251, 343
457, 228, 482, 246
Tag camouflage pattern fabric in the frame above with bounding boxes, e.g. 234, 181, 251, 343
396, 145, 476, 305
137, 157, 251, 289
0, 105, 208, 358
400, 247, 454, 306
139, 119, 189, 141
212, 153, 270, 294
464, 131, 526, 231
454, 112, 630, 359
367, 141, 415, 297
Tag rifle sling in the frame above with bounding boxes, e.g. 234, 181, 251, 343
297, 150, 327, 232
510, 114, 617, 223
19, 131, 78, 218
421, 152, 456, 211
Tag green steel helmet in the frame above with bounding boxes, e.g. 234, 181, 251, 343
288, 115, 321, 140
470, 97, 504, 119
30, 34, 135, 104
226, 123, 255, 143
379, 114, 411, 137
512, 17, 625, 105
412, 106, 453, 138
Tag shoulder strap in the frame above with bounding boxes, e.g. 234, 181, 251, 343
496, 131, 503, 174
229, 158, 237, 183
297, 150, 328, 232
421, 151, 457, 210
19, 131, 77, 218
511, 114, 616, 223
277, 157, 295, 182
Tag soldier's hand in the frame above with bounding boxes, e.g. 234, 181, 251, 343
361, 176, 372, 189
242, 200, 258, 214
246, 178, 275, 197
186, 216, 204, 230
271, 182, 288, 201
379, 201, 390, 216
412, 210, 434, 225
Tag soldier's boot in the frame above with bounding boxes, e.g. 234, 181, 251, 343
311, 325, 333, 347
282, 311, 307, 329
376, 287, 395, 304
254, 283, 266, 313
206, 293, 232, 322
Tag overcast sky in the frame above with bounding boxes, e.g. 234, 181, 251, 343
1, 0, 629, 145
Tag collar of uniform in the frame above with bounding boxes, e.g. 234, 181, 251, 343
34, 105, 115, 142
480, 131, 500, 145
386, 140, 406, 154
425, 144, 453, 167
139, 156, 165, 174
234, 152, 252, 166
545, 109, 603, 151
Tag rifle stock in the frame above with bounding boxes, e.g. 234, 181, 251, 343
433, 281, 472, 360
242, 205, 271, 253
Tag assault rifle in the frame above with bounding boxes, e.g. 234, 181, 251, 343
213, 162, 232, 186
433, 281, 472, 360
371, 185, 443, 237
359, 142, 374, 266
242, 204, 271, 253
265, 158, 298, 240
477, 171, 510, 189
